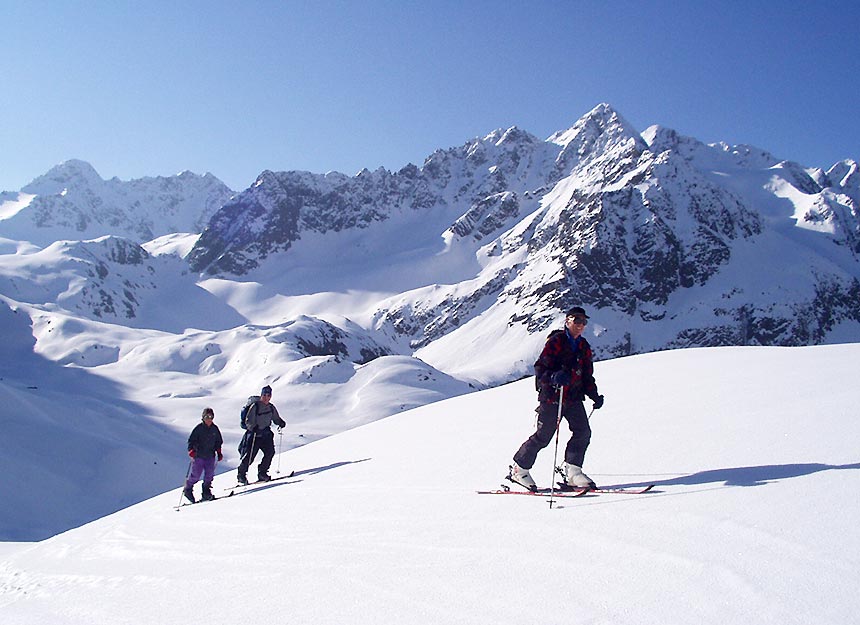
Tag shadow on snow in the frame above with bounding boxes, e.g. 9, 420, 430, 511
620, 462, 860, 490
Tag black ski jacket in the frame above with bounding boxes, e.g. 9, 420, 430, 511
187, 422, 224, 458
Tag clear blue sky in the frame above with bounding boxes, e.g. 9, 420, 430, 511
2, 0, 858, 192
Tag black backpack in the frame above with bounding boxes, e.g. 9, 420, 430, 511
240, 396, 260, 430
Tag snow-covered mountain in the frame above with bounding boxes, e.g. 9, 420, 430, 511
0, 235, 246, 332
1, 104, 859, 542
186, 104, 860, 382
0, 159, 234, 245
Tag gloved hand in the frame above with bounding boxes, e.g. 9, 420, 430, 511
550, 370, 570, 388
592, 394, 605, 409
188, 449, 196, 458
217, 449, 223, 461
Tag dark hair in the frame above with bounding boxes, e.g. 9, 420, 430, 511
565, 306, 589, 319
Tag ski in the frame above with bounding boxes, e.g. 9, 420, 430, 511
552, 467, 655, 494
485, 473, 593, 498
225, 471, 296, 496
176, 471, 297, 508
177, 496, 217, 508
477, 483, 591, 498
557, 483, 655, 495
227, 470, 296, 490
478, 483, 655, 499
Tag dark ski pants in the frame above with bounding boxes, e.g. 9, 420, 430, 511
186, 456, 217, 488
513, 400, 591, 470
238, 429, 275, 478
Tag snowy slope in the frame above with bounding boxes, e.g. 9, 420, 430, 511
0, 292, 474, 541
1, 344, 858, 625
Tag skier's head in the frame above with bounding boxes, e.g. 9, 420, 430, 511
261, 385, 273, 398
565, 306, 589, 320
565, 307, 589, 338
201, 407, 215, 423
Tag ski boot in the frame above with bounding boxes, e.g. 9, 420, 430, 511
202, 484, 216, 501
257, 473, 272, 483
560, 463, 596, 489
237, 472, 249, 486
183, 486, 196, 503
508, 462, 537, 491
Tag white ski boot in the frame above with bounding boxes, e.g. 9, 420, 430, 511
561, 463, 596, 489
509, 462, 537, 491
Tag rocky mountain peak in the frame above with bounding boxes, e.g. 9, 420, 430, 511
188, 104, 860, 375
827, 159, 859, 193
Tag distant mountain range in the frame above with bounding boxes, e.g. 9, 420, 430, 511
0, 159, 234, 245
2, 103, 859, 386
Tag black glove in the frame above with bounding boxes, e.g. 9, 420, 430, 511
275, 417, 287, 429
592, 394, 604, 409
550, 370, 570, 387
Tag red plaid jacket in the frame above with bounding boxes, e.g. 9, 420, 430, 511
534, 329, 598, 405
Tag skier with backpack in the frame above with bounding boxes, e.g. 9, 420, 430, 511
184, 407, 224, 503
237, 385, 286, 485
509, 307, 605, 491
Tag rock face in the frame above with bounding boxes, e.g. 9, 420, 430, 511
185, 104, 860, 365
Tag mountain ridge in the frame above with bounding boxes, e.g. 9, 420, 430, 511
1, 160, 234, 245
4, 103, 858, 375
179, 103, 857, 377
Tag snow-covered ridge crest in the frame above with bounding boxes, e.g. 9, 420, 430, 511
1, 159, 234, 246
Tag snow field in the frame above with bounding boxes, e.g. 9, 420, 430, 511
1, 344, 858, 624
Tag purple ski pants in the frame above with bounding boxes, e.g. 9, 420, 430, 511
186, 456, 217, 488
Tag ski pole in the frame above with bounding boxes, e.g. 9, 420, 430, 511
247, 431, 257, 479
276, 427, 283, 474
238, 431, 257, 484
176, 459, 192, 510
548, 385, 565, 509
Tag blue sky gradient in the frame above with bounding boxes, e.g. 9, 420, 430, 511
2, 0, 858, 192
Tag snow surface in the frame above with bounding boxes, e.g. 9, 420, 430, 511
1, 343, 858, 624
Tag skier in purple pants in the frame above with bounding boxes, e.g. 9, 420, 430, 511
184, 407, 223, 503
